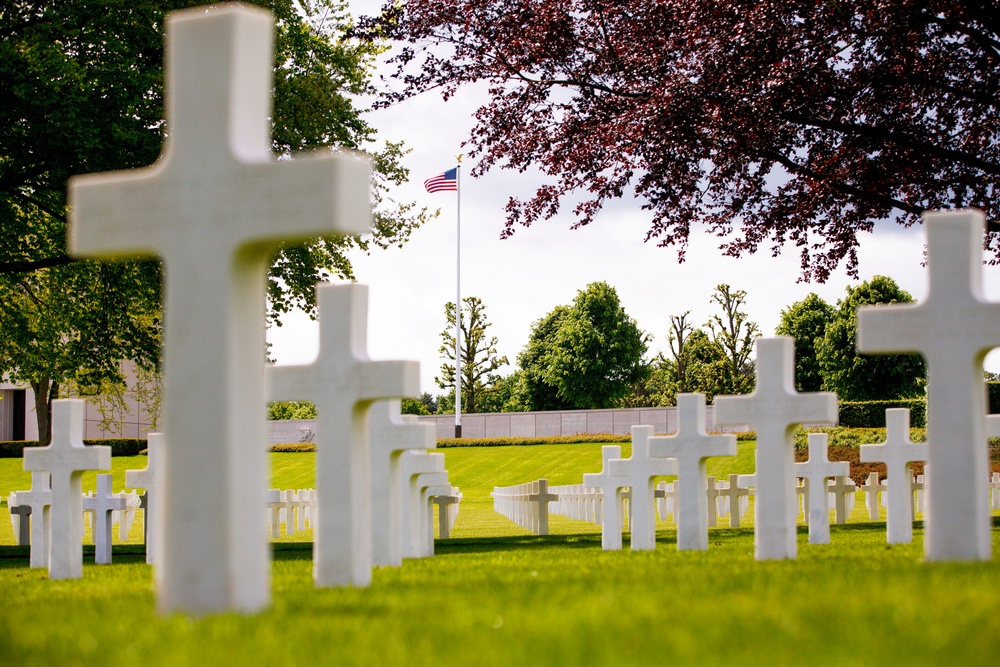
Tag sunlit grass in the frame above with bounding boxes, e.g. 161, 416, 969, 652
1, 446, 999, 665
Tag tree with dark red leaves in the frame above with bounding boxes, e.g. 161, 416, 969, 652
369, 0, 1000, 280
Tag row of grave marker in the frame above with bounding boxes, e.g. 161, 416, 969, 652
49, 3, 1000, 613
10, 398, 459, 581
491, 396, 998, 555
496, 469, 1000, 547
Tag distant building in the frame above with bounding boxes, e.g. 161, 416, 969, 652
1, 363, 155, 441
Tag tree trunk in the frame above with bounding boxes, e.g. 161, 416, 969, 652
29, 378, 58, 447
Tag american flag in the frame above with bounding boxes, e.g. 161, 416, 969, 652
424, 167, 458, 193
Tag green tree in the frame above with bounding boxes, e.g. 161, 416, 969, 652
513, 306, 571, 411
817, 276, 926, 401
0, 1, 430, 444
706, 284, 760, 395
678, 329, 729, 402
267, 401, 318, 420
436, 296, 509, 414
378, 2, 1000, 280
400, 397, 430, 416
667, 311, 695, 395
775, 293, 835, 392
516, 282, 648, 410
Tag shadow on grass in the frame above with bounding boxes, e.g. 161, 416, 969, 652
3, 517, 995, 565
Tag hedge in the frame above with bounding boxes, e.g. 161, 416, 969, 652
0, 439, 148, 458
838, 399, 927, 428
988, 382, 1000, 414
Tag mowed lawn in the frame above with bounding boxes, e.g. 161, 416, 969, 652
1, 444, 999, 665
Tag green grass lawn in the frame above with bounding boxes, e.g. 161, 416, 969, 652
1, 444, 998, 665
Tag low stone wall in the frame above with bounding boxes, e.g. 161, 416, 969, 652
415, 406, 749, 440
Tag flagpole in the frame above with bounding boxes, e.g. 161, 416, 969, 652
454, 159, 462, 438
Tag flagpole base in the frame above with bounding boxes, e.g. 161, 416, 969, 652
454, 425, 462, 438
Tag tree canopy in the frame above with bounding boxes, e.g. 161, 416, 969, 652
0, 1, 429, 442
514, 282, 648, 410
369, 0, 1000, 281
775, 293, 835, 392
817, 276, 926, 401
436, 296, 509, 414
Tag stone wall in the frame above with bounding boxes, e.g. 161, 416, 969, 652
415, 406, 750, 440
265, 406, 749, 444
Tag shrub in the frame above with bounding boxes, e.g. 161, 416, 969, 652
270, 443, 318, 453
0, 439, 147, 458
838, 399, 926, 428
987, 382, 1000, 414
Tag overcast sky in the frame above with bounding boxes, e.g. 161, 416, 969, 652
267, 1, 1000, 393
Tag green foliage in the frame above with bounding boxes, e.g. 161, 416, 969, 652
267, 401, 318, 420
0, 439, 147, 458
706, 284, 760, 395
269, 443, 318, 453
436, 296, 509, 414
988, 382, 1000, 413
817, 276, 926, 401
775, 293, 834, 392
400, 397, 430, 415
0, 1, 431, 443
515, 282, 648, 410
838, 399, 927, 428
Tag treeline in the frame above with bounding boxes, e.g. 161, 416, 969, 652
271, 275, 930, 419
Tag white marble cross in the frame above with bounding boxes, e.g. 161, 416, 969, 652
270, 284, 419, 587
23, 400, 111, 579
9, 502, 31, 546
526, 479, 560, 536
794, 433, 849, 545
126, 432, 163, 567
608, 428, 677, 550
82, 474, 128, 564
67, 5, 370, 613
412, 473, 451, 558
432, 491, 461, 540
649, 394, 736, 551
857, 210, 1000, 560
859, 409, 929, 544
719, 474, 750, 528
583, 446, 631, 550
14, 472, 52, 568
828, 476, 856, 523
859, 472, 886, 521
369, 400, 436, 567
715, 337, 838, 560
265, 490, 287, 539
399, 451, 446, 560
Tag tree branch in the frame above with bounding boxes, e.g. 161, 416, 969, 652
0, 255, 76, 274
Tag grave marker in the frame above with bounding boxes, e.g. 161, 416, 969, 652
794, 433, 849, 544
270, 284, 419, 587
369, 400, 435, 567
82, 474, 128, 564
715, 337, 838, 559
68, 4, 370, 612
398, 451, 446, 559
860, 472, 886, 521
649, 394, 736, 550
23, 400, 111, 579
859, 409, 929, 543
9, 504, 30, 546
857, 209, 1000, 560
608, 427, 678, 550
126, 433, 163, 566
583, 446, 630, 550
828, 476, 856, 524
720, 474, 751, 528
